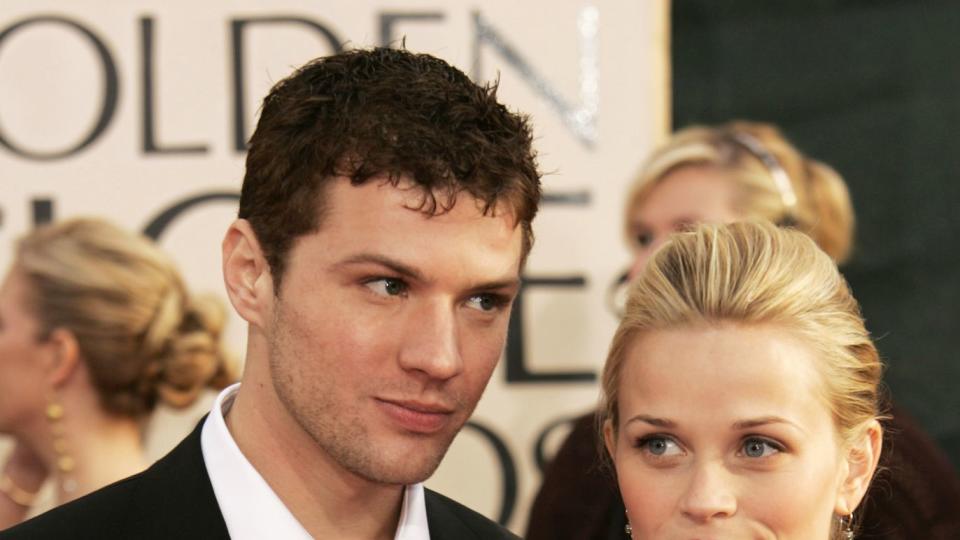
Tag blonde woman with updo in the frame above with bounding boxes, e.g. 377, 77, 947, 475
0, 218, 234, 529
604, 221, 882, 538
527, 121, 960, 539
622, 121, 852, 277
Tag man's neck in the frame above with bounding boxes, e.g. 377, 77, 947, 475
225, 376, 405, 540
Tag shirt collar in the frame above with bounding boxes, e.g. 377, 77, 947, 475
201, 383, 430, 540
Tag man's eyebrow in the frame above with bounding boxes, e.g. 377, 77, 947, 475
334, 254, 425, 282
335, 253, 520, 292
624, 414, 676, 429
465, 278, 521, 297
732, 416, 806, 433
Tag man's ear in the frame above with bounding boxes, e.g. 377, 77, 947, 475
45, 327, 81, 388
834, 419, 883, 516
222, 219, 274, 329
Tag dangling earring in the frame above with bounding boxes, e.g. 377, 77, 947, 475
46, 398, 77, 495
840, 511, 855, 540
623, 510, 633, 537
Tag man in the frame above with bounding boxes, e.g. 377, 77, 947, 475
1, 47, 540, 539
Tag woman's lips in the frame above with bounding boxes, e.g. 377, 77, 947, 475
376, 398, 454, 434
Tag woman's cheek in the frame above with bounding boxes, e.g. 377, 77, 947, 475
736, 465, 835, 537
617, 457, 678, 534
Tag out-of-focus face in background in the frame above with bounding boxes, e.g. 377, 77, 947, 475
625, 165, 741, 279
0, 267, 48, 435
609, 324, 849, 539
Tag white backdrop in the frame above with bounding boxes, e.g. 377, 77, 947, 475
0, 0, 668, 533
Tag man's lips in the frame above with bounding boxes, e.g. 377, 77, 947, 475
375, 398, 455, 434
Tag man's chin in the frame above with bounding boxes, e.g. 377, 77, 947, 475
349, 434, 453, 485
352, 452, 447, 486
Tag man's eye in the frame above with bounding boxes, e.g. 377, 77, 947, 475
365, 278, 408, 297
740, 437, 782, 458
465, 293, 506, 312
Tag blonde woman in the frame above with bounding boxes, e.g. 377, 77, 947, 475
528, 121, 960, 539
603, 221, 882, 538
0, 218, 233, 529
622, 121, 852, 277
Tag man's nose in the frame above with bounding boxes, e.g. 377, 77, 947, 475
397, 302, 463, 381
678, 462, 738, 523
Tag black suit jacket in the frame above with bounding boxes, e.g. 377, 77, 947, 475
0, 420, 518, 540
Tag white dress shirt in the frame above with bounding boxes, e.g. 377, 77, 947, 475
201, 383, 431, 540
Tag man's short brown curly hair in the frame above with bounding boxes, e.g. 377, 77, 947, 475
239, 47, 542, 287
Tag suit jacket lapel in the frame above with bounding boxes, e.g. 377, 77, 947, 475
125, 417, 230, 539
424, 489, 480, 540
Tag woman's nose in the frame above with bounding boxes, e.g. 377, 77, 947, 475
627, 250, 651, 281
677, 462, 738, 523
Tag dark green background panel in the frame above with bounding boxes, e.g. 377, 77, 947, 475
672, 0, 960, 467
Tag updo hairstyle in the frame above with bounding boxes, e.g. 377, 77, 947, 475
601, 221, 883, 448
626, 121, 855, 263
16, 218, 234, 417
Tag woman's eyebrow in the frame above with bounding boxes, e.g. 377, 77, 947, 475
732, 416, 806, 434
625, 414, 676, 428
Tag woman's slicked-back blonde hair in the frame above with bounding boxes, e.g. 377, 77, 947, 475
16, 218, 235, 417
626, 121, 855, 263
601, 221, 883, 447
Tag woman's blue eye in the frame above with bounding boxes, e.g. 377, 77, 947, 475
742, 437, 780, 458
637, 436, 682, 457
